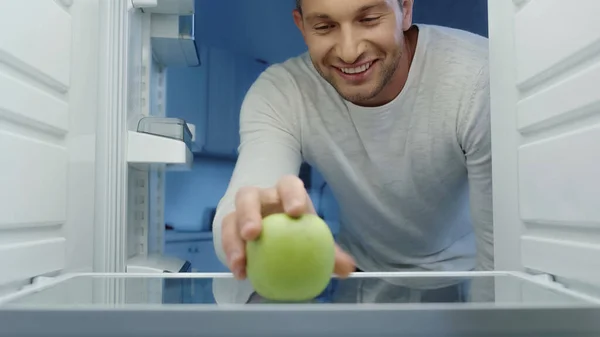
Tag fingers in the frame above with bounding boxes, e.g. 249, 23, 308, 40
276, 175, 310, 217
221, 213, 247, 279
333, 245, 356, 278
225, 175, 318, 280
257, 187, 281, 216
235, 186, 263, 241
236, 175, 312, 236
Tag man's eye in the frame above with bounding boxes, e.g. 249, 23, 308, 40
315, 24, 333, 31
361, 16, 381, 23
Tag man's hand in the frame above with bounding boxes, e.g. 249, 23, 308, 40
221, 175, 356, 280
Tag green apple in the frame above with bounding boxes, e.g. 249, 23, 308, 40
245, 213, 335, 302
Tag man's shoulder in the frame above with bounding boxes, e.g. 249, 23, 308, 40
250, 52, 335, 108
416, 25, 490, 135
422, 24, 488, 57
419, 24, 489, 77
417, 24, 490, 102
273, 52, 314, 76
260, 52, 324, 89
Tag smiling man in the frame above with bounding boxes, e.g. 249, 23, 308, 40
212, 0, 493, 304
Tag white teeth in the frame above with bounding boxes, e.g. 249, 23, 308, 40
341, 62, 372, 74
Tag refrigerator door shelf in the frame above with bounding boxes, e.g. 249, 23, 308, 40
127, 131, 193, 170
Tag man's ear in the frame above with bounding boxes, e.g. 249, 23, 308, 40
293, 9, 306, 39
400, 0, 414, 31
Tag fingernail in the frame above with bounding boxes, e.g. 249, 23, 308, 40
285, 199, 302, 213
241, 222, 253, 239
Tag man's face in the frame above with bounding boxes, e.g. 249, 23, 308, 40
294, 0, 413, 105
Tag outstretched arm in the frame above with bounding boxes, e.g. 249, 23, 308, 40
213, 65, 304, 266
459, 65, 494, 272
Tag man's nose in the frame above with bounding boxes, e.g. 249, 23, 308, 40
336, 27, 365, 64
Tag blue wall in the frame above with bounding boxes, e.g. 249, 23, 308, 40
194, 0, 306, 64
413, 0, 488, 37
164, 0, 489, 232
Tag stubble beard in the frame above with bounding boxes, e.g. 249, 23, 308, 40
312, 47, 403, 105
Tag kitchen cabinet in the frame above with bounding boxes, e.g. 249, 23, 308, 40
204, 47, 267, 157
166, 45, 267, 159
189, 240, 228, 272
203, 47, 237, 156
165, 47, 210, 151
231, 52, 269, 153
164, 231, 228, 273
163, 232, 228, 303
163, 241, 196, 267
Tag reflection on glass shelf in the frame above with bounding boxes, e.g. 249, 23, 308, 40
1, 272, 593, 308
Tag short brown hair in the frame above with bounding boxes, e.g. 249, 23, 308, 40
296, 0, 402, 14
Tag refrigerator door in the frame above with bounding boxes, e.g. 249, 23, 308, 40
489, 0, 600, 289
0, 272, 598, 337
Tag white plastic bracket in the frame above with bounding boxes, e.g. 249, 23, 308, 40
529, 273, 564, 288
30, 276, 56, 287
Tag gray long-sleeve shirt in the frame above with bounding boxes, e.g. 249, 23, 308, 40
211, 24, 493, 304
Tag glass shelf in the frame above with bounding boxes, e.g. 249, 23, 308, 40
0, 272, 599, 337
0, 272, 593, 306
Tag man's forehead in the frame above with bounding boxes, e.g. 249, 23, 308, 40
302, 0, 391, 21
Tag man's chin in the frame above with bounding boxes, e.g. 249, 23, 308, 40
324, 73, 380, 104
336, 87, 378, 104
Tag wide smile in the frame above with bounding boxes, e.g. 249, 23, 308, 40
334, 60, 378, 83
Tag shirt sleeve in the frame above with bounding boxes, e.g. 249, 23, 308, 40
458, 65, 494, 272
212, 64, 304, 267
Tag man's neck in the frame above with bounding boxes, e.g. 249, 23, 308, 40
361, 25, 419, 107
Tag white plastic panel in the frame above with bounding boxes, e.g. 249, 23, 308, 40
489, 0, 600, 289
519, 129, 600, 223
0, 0, 100, 286
147, 55, 167, 256
514, 0, 600, 91
126, 10, 150, 263
0, 0, 72, 91
517, 62, 600, 133
0, 72, 69, 133
0, 133, 67, 226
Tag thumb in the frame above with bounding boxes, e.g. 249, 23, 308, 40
333, 244, 356, 278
